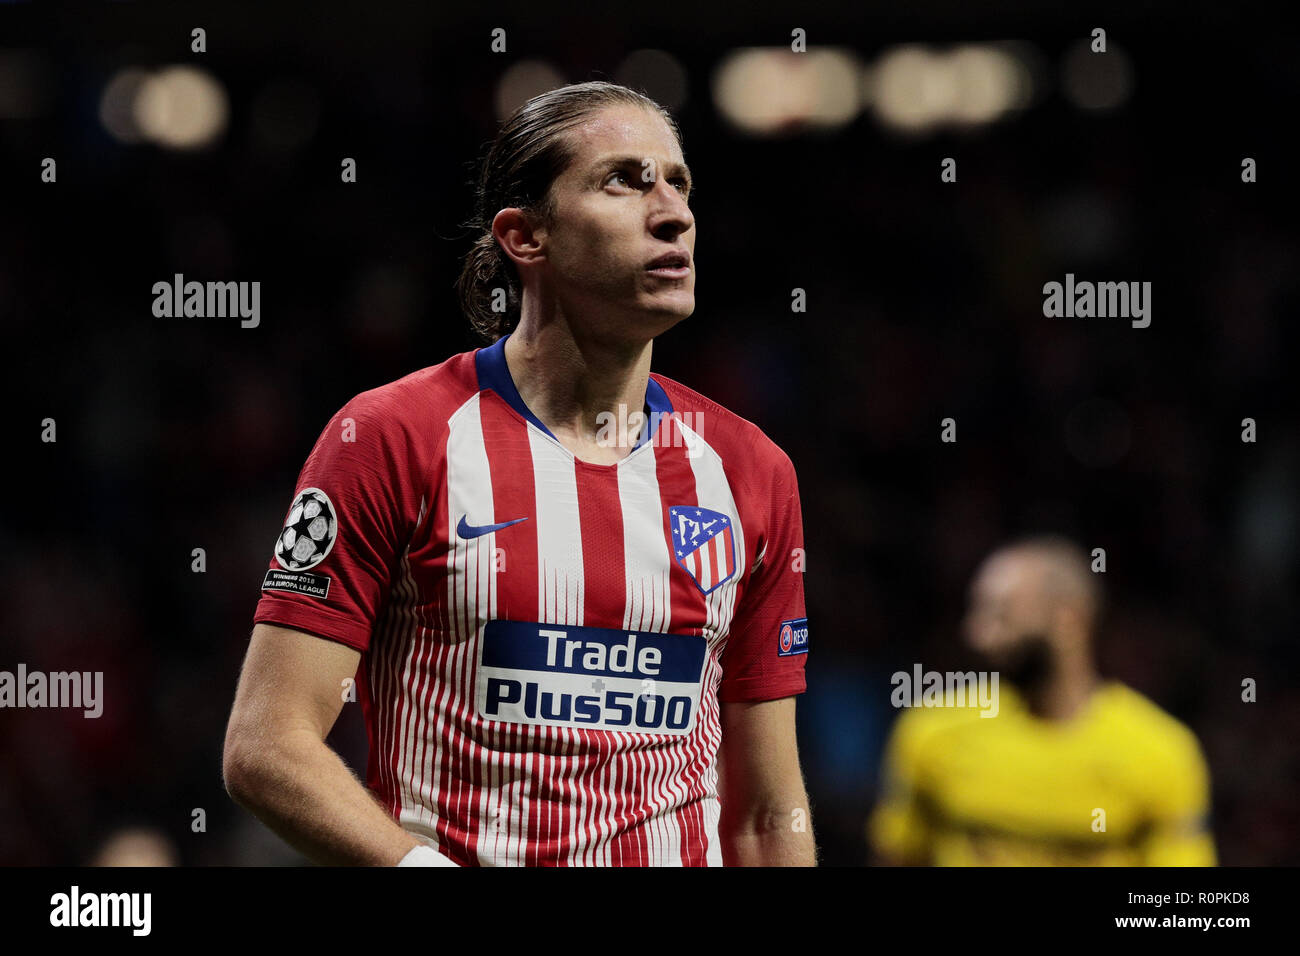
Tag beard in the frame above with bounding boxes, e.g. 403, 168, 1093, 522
989, 633, 1055, 693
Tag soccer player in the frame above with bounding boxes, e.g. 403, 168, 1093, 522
222, 81, 816, 866
869, 536, 1215, 865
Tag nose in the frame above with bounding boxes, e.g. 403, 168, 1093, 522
648, 176, 694, 242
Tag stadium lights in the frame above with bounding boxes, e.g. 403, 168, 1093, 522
712, 47, 860, 135
494, 60, 567, 122
100, 65, 229, 149
615, 49, 689, 111
869, 42, 1036, 134
1060, 39, 1133, 111
712, 42, 1038, 137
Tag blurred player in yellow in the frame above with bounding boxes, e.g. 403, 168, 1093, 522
869, 536, 1216, 865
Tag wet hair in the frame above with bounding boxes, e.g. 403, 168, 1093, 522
456, 80, 682, 342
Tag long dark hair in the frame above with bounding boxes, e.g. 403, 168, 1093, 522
457, 81, 682, 342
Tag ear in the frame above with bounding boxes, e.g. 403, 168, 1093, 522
492, 207, 546, 271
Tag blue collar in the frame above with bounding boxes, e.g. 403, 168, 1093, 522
475, 334, 673, 450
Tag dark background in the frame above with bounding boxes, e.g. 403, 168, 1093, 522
1, 1, 1297, 865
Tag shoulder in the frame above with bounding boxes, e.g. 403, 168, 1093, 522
340, 349, 480, 427
883, 703, 983, 776
303, 349, 480, 475
1095, 681, 1208, 776
1097, 682, 1197, 742
651, 372, 798, 488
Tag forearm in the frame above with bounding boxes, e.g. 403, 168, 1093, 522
716, 696, 816, 866
720, 799, 817, 866
224, 729, 418, 866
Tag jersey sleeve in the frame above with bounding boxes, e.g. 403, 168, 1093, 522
1139, 727, 1217, 866
717, 448, 808, 703
253, 391, 432, 653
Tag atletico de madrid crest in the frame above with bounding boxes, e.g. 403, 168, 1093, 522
669, 506, 737, 595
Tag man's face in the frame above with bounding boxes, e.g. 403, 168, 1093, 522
962, 551, 1056, 674
536, 104, 696, 340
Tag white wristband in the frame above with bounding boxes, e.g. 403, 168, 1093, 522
397, 844, 460, 867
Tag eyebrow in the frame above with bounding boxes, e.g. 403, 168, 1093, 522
594, 154, 692, 187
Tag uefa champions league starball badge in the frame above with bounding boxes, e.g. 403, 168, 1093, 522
274, 488, 338, 571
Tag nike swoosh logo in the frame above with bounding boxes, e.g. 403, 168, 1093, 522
457, 515, 529, 539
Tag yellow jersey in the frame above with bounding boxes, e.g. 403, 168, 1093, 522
869, 680, 1216, 865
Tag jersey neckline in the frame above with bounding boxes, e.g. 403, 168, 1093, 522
474, 333, 674, 457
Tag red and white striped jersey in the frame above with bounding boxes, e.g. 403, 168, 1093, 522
254, 334, 809, 866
